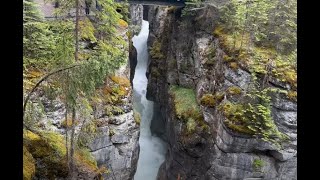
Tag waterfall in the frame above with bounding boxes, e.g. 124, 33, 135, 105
132, 20, 167, 180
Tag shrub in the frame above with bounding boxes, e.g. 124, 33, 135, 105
200, 94, 216, 107
227, 86, 242, 95
219, 88, 287, 146
133, 110, 141, 125
253, 159, 264, 171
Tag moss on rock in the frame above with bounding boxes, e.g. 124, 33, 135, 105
23, 130, 101, 179
227, 86, 242, 95
23, 146, 35, 180
133, 110, 141, 125
200, 94, 216, 107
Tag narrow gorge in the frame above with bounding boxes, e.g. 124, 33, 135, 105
23, 0, 297, 180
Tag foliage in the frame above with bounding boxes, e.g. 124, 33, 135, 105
214, 26, 296, 87
200, 94, 216, 107
77, 119, 100, 147
149, 40, 165, 59
61, 118, 79, 128
79, 17, 97, 42
217, 0, 296, 86
23, 130, 69, 178
116, 2, 130, 23
219, 87, 288, 146
220, 0, 296, 53
23, 130, 101, 178
253, 159, 264, 171
23, 0, 129, 178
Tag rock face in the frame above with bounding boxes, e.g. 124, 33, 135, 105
129, 4, 143, 86
130, 4, 143, 35
146, 5, 297, 180
89, 111, 140, 180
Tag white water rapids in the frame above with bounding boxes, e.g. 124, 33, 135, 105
132, 20, 167, 180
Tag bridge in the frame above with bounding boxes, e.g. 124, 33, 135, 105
116, 0, 186, 6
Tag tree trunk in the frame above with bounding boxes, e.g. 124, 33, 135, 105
69, 0, 80, 178
239, 1, 249, 52
65, 107, 69, 170
75, 0, 79, 63
69, 107, 76, 178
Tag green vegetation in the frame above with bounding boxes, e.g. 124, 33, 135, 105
169, 85, 209, 134
170, 85, 202, 122
23, 146, 35, 180
109, 128, 116, 136
200, 91, 225, 108
229, 62, 238, 70
79, 17, 96, 42
23, 0, 129, 178
219, 88, 288, 146
77, 120, 100, 148
253, 159, 264, 171
149, 40, 165, 59
200, 94, 216, 107
216, 0, 297, 88
287, 90, 297, 102
24, 130, 103, 178
133, 110, 141, 125
226, 86, 242, 95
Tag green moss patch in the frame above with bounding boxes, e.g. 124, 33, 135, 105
227, 86, 242, 95
133, 110, 141, 125
23, 130, 101, 179
149, 40, 164, 59
200, 94, 216, 107
253, 159, 264, 171
169, 85, 202, 121
23, 146, 35, 180
169, 85, 209, 135
200, 91, 225, 108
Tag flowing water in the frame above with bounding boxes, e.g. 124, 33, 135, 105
132, 20, 167, 180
